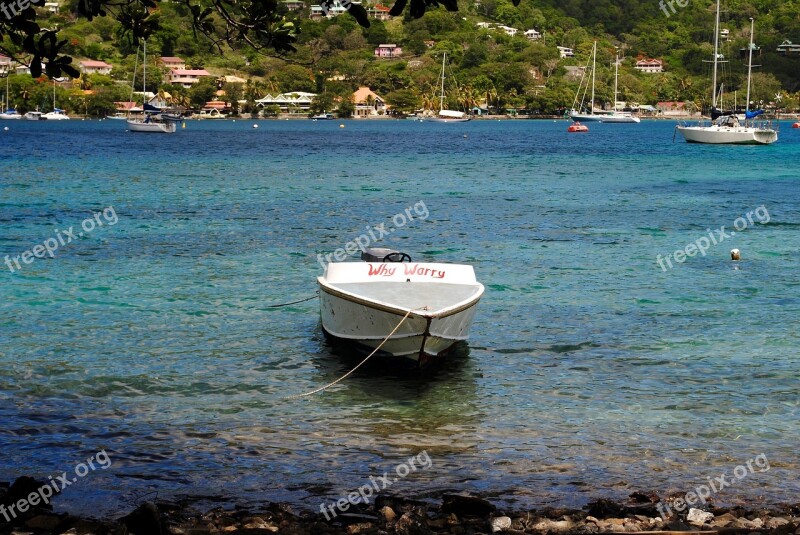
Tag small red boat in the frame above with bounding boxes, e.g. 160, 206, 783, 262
568, 121, 589, 133
792, 122, 800, 129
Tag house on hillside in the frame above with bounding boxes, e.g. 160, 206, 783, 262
776, 40, 800, 56
374, 44, 402, 58
524, 29, 541, 40
476, 22, 493, 29
79, 60, 113, 75
256, 92, 316, 112
283, 0, 305, 9
43, 2, 59, 12
557, 46, 574, 58
352, 86, 387, 117
168, 68, 211, 88
498, 26, 518, 37
368, 4, 391, 20
0, 55, 11, 75
635, 58, 664, 73
160, 57, 186, 70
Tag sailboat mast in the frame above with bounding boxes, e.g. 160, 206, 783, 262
439, 52, 446, 112
745, 17, 754, 113
53, 79, 56, 110
613, 51, 619, 111
143, 39, 147, 103
711, 0, 720, 109
590, 42, 596, 114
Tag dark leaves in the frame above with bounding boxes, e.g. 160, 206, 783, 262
389, 0, 459, 19
388, 0, 406, 16
346, 3, 370, 27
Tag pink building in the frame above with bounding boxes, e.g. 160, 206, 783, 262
79, 60, 113, 75
168, 68, 212, 88
374, 44, 402, 58
160, 57, 186, 70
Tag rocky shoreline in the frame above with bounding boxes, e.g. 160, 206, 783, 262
2, 477, 799, 535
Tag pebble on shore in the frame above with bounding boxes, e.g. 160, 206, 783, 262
2, 478, 800, 535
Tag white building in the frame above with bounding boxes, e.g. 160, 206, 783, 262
634, 58, 664, 73
557, 46, 574, 58
497, 25, 518, 37
79, 60, 113, 75
524, 29, 541, 40
256, 92, 317, 112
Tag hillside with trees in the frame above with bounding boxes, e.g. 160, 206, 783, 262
1, 0, 798, 116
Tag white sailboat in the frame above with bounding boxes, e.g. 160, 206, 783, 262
127, 40, 177, 134
43, 79, 70, 120
600, 52, 640, 123
426, 52, 470, 122
676, 3, 777, 144
569, 42, 604, 122
0, 74, 22, 119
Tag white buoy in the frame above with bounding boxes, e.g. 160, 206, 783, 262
252, 124, 258, 129
3, 126, 8, 131
339, 124, 345, 128
731, 249, 741, 261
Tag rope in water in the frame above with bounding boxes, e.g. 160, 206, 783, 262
266, 291, 319, 308
286, 307, 423, 399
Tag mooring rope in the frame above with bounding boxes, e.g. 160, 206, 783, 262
266, 291, 319, 308
286, 307, 425, 399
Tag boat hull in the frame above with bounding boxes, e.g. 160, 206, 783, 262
569, 111, 604, 122
127, 120, 177, 133
318, 262, 483, 364
426, 116, 471, 123
676, 125, 777, 144
600, 114, 640, 123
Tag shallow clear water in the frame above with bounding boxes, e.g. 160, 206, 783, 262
1, 119, 798, 516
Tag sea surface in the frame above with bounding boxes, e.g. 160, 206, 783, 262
1, 118, 798, 517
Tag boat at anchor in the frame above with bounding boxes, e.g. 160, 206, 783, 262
317, 248, 484, 366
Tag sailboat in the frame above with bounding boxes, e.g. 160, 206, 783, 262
43, 79, 70, 120
570, 42, 602, 122
599, 52, 640, 123
426, 52, 470, 122
127, 40, 177, 134
0, 74, 21, 119
675, 2, 777, 144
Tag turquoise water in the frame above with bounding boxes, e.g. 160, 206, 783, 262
1, 119, 798, 516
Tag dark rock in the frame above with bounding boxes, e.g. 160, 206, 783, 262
24, 512, 63, 531
661, 518, 694, 531
121, 501, 164, 535
441, 495, 496, 517
585, 499, 626, 519
395, 512, 432, 535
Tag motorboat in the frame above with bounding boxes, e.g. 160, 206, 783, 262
311, 113, 334, 120
568, 121, 589, 132
318, 248, 484, 366
24, 111, 42, 121
792, 122, 800, 129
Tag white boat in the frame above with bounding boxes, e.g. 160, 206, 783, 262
43, 108, 70, 120
127, 119, 177, 133
426, 52, 470, 123
24, 111, 42, 121
569, 42, 604, 122
126, 40, 176, 134
601, 51, 641, 123
106, 112, 128, 120
311, 113, 334, 120
1, 76, 21, 119
0, 109, 22, 120
318, 248, 484, 366
676, 5, 777, 145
